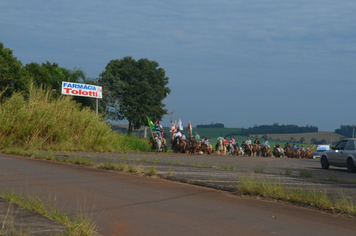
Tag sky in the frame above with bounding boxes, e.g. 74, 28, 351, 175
1, 0, 356, 131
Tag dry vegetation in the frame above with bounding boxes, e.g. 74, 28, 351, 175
0, 84, 151, 152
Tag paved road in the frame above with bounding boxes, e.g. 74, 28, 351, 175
1, 153, 356, 236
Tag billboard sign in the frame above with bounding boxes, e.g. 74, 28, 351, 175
61, 82, 102, 99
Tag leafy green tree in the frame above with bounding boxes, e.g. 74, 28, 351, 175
23, 62, 96, 110
100, 56, 171, 135
22, 62, 52, 87
299, 137, 305, 144
0, 42, 26, 97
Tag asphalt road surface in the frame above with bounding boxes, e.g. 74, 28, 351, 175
1, 153, 356, 236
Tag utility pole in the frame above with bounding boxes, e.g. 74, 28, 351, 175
96, 79, 98, 117
353, 126, 355, 138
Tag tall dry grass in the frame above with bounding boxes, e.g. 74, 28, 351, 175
0, 84, 150, 152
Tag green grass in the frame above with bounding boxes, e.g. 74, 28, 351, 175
0, 85, 151, 152
299, 169, 314, 178
1, 190, 98, 236
146, 166, 158, 176
236, 176, 356, 216
167, 168, 174, 176
229, 166, 236, 171
174, 161, 183, 165
254, 166, 265, 173
284, 169, 293, 176
127, 164, 139, 173
98, 162, 119, 171
220, 165, 228, 170
325, 173, 344, 182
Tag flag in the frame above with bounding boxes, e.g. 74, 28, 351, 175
187, 121, 192, 136
170, 120, 175, 132
155, 120, 163, 130
178, 119, 183, 131
146, 116, 156, 131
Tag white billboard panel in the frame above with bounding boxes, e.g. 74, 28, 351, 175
61, 82, 102, 99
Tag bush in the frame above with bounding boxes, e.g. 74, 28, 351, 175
0, 85, 150, 152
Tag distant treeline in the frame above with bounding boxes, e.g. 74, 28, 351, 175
335, 125, 355, 138
229, 123, 318, 136
196, 123, 224, 128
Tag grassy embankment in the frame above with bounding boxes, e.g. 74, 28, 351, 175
0, 85, 150, 152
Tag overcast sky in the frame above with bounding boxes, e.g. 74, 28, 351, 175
1, 0, 355, 131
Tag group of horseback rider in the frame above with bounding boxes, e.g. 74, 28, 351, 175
151, 122, 312, 158
171, 129, 215, 154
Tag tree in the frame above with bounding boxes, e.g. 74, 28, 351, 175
0, 42, 26, 97
22, 62, 96, 110
100, 56, 171, 135
299, 137, 305, 144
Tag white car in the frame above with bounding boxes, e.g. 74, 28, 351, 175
320, 138, 356, 173
312, 145, 330, 158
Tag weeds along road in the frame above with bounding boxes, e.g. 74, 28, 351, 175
1, 152, 356, 236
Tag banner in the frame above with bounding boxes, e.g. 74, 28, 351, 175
170, 120, 176, 133
147, 117, 156, 131
178, 119, 183, 131
187, 121, 192, 136
155, 120, 163, 130
62, 82, 102, 99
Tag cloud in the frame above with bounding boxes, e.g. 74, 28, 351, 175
1, 0, 356, 130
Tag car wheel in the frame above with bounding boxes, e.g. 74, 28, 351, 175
321, 156, 329, 169
347, 158, 356, 173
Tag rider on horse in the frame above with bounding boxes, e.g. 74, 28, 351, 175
254, 137, 261, 146
156, 128, 163, 142
229, 136, 236, 145
246, 138, 252, 148
192, 131, 200, 141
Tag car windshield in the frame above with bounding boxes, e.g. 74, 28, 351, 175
334, 140, 348, 150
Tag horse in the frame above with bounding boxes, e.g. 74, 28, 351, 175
155, 136, 163, 152
299, 150, 306, 158
242, 143, 251, 156
216, 139, 226, 155
251, 144, 261, 157
305, 150, 313, 159
273, 147, 284, 158
149, 136, 164, 152
261, 145, 272, 157
234, 145, 240, 156
149, 137, 156, 151
200, 142, 213, 154
227, 142, 235, 155
284, 147, 292, 158
172, 137, 186, 153
292, 149, 300, 158
239, 147, 245, 156
187, 139, 199, 154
